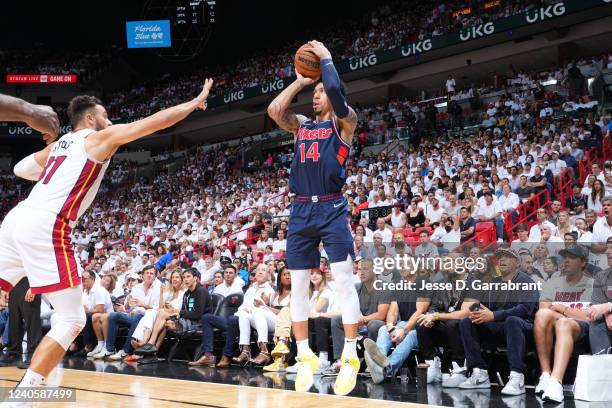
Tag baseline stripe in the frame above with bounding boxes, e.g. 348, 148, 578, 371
53, 160, 100, 289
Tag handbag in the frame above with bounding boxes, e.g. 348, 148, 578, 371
573, 351, 612, 401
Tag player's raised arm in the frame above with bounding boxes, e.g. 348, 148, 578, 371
304, 41, 357, 142
87, 78, 213, 161
13, 143, 55, 181
267, 71, 315, 138
0, 93, 60, 143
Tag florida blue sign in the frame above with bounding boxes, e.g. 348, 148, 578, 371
126, 20, 172, 48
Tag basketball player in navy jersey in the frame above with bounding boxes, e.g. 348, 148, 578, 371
267, 40, 359, 395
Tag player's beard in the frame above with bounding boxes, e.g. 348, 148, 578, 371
94, 118, 108, 131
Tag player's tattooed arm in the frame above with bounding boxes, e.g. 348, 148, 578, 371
337, 106, 357, 145
268, 101, 307, 136
267, 71, 315, 139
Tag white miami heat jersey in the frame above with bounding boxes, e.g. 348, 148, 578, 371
21, 129, 109, 224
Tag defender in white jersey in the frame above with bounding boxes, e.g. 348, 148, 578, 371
0, 129, 109, 293
0, 78, 213, 393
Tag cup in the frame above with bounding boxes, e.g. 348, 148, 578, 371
416, 363, 429, 389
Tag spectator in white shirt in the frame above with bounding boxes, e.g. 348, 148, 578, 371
539, 224, 564, 244
498, 184, 520, 213
424, 196, 444, 224
213, 265, 245, 297
81, 270, 114, 354
477, 192, 504, 241
528, 208, 557, 242
547, 151, 567, 177
358, 218, 374, 242
272, 229, 287, 253
199, 256, 220, 286
591, 197, 612, 255
374, 217, 393, 242
446, 75, 456, 97
95, 266, 162, 360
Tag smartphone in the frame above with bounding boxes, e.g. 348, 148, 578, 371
469, 302, 481, 312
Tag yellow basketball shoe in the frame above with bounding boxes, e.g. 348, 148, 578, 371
270, 340, 290, 359
294, 351, 320, 392
333, 356, 360, 396
263, 357, 288, 372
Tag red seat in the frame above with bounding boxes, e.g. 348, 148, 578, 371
475, 222, 495, 245
403, 227, 413, 236
414, 227, 432, 235
405, 236, 419, 246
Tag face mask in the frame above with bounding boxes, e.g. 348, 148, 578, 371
445, 225, 452, 233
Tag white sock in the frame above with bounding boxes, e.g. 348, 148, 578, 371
343, 338, 357, 359
296, 339, 311, 356
18, 369, 45, 387
97, 341, 104, 348
319, 351, 328, 363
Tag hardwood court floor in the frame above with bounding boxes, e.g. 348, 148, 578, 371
0, 366, 433, 408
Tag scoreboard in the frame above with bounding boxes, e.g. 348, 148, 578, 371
175, 0, 216, 25
139, 0, 217, 60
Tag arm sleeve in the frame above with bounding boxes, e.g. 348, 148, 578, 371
320, 58, 349, 118
13, 153, 43, 181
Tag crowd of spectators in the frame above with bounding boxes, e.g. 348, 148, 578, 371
105, 0, 570, 121
0, 49, 114, 82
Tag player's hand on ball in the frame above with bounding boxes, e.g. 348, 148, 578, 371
295, 69, 317, 87
195, 78, 214, 110
305, 40, 332, 60
27, 104, 60, 143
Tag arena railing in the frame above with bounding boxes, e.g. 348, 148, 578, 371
502, 188, 551, 242
455, 223, 497, 253
557, 167, 574, 210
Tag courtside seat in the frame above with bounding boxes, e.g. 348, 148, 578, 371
166, 293, 244, 362
211, 293, 224, 314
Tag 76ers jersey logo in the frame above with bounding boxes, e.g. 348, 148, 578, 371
297, 128, 332, 141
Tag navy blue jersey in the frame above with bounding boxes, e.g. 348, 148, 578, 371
289, 116, 350, 196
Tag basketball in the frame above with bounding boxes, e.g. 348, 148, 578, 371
294, 44, 321, 79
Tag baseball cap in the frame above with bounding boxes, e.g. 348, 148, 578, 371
559, 244, 589, 260
126, 272, 141, 281
494, 247, 520, 260
220, 256, 233, 265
